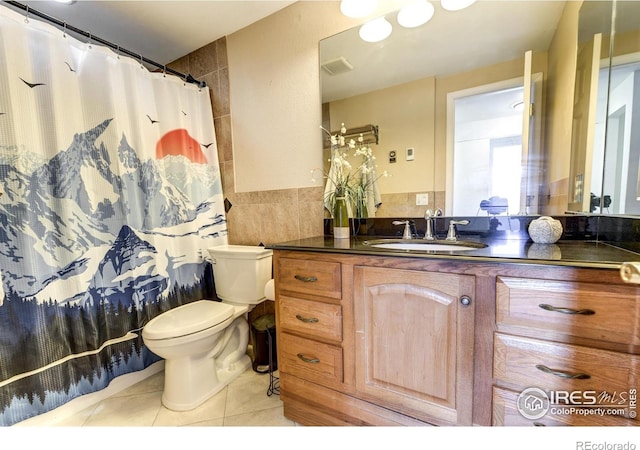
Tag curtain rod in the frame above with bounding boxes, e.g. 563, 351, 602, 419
3, 1, 207, 89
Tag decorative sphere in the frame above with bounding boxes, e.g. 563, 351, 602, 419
528, 216, 563, 244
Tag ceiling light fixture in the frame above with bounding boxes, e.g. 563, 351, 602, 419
340, 0, 377, 18
440, 0, 477, 12
397, 0, 435, 28
359, 17, 392, 43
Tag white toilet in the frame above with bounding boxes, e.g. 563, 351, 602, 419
141, 244, 273, 411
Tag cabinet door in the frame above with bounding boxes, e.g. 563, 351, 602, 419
353, 266, 475, 425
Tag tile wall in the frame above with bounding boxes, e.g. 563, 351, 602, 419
168, 38, 324, 319
168, 38, 325, 249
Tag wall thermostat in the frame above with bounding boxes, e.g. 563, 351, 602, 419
389, 150, 396, 163
406, 147, 415, 161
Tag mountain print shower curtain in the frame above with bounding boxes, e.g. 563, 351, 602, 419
0, 6, 227, 425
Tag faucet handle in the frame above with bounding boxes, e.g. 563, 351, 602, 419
424, 208, 443, 219
392, 220, 413, 239
446, 219, 469, 241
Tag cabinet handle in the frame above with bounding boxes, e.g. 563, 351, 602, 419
536, 364, 591, 380
538, 304, 595, 316
295, 314, 319, 323
294, 275, 318, 283
460, 295, 472, 306
297, 353, 320, 364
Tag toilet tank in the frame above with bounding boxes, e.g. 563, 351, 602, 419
208, 245, 273, 304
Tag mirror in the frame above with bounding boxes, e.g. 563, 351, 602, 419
320, 0, 567, 218
567, 0, 613, 213
569, 0, 640, 216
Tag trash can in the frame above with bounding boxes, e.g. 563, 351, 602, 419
251, 313, 277, 373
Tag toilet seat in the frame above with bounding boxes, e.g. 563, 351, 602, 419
142, 300, 234, 340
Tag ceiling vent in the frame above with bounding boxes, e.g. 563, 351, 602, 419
321, 57, 354, 75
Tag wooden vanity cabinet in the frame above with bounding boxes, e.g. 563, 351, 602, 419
273, 250, 476, 426
492, 273, 640, 426
274, 249, 640, 427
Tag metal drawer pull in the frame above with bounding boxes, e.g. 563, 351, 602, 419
536, 364, 591, 380
538, 304, 595, 315
295, 314, 319, 323
294, 275, 318, 283
297, 353, 320, 364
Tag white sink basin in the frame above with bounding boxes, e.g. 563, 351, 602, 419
365, 240, 487, 252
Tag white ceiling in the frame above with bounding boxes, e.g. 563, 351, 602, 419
8, 0, 297, 66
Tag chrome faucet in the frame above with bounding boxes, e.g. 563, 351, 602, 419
423, 208, 442, 240
392, 220, 413, 239
446, 219, 469, 241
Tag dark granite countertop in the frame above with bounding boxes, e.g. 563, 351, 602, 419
268, 235, 640, 269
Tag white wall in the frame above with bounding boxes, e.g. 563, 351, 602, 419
227, 1, 360, 193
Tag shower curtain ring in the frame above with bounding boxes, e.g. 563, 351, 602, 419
24, 5, 29, 23
87, 33, 92, 49
140, 54, 144, 69
115, 45, 120, 59
63, 22, 67, 38
163, 65, 166, 77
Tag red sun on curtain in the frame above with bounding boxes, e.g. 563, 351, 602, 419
156, 129, 207, 164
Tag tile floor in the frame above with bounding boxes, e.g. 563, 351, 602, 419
49, 368, 295, 427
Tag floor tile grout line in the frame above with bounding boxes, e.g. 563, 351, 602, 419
58, 369, 291, 427
221, 405, 285, 422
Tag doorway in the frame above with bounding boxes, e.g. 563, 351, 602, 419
447, 81, 525, 216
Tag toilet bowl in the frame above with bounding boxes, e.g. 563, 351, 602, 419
142, 244, 273, 411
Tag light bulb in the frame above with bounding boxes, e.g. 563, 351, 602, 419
397, 0, 435, 28
359, 17, 393, 43
440, 0, 477, 12
340, 0, 377, 18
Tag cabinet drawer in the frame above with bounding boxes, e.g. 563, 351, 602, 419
494, 333, 638, 394
496, 276, 640, 346
277, 258, 341, 299
279, 295, 342, 342
492, 387, 635, 426
279, 332, 343, 385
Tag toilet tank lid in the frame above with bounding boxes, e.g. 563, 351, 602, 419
208, 244, 273, 259
142, 300, 234, 340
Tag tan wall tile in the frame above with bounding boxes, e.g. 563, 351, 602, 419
216, 37, 228, 70
189, 41, 219, 78
173, 37, 327, 247
214, 116, 233, 163
167, 56, 190, 75
226, 204, 263, 245
259, 203, 300, 245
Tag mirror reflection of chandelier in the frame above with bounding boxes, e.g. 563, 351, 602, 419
359, 17, 392, 42
339, 0, 377, 18
340, 0, 477, 43
440, 0, 478, 12
397, 0, 435, 28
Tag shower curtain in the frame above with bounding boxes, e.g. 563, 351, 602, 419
0, 6, 227, 425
